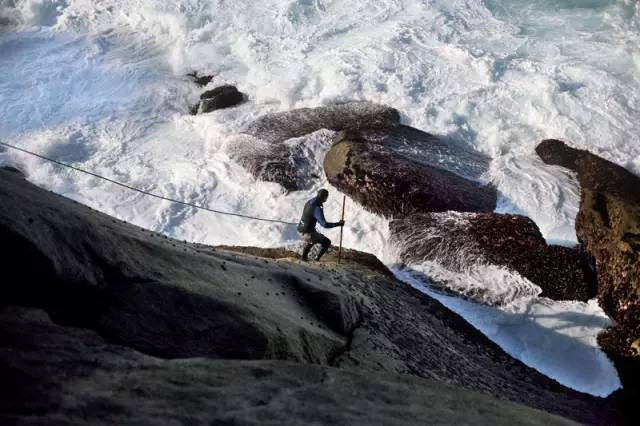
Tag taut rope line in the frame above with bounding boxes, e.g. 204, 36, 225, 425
0, 141, 297, 226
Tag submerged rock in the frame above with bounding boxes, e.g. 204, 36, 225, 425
536, 139, 640, 407
324, 131, 497, 217
390, 212, 597, 302
186, 71, 214, 87
0, 169, 621, 424
198, 85, 245, 113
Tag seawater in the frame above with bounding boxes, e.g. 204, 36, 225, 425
2, 0, 639, 396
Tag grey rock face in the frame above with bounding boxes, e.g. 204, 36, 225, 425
0, 306, 579, 426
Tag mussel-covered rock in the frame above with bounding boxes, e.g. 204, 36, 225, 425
536, 139, 640, 405
390, 212, 597, 301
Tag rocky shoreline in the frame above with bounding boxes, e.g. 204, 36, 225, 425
2, 97, 639, 424
0, 168, 623, 424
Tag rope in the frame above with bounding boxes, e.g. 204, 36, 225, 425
0, 141, 298, 226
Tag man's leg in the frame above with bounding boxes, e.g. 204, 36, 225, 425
301, 241, 313, 261
300, 233, 314, 261
314, 232, 332, 261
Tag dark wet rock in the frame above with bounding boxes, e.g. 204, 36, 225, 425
0, 307, 580, 426
242, 102, 401, 144
198, 85, 245, 113
536, 139, 640, 411
186, 71, 214, 87
228, 102, 400, 191
229, 102, 494, 196
0, 169, 621, 424
227, 131, 334, 192
390, 212, 597, 302
324, 132, 497, 217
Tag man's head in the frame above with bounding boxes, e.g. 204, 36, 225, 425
317, 189, 329, 203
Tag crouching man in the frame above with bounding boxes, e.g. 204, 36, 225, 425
297, 189, 345, 261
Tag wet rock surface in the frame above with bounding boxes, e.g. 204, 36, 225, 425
324, 132, 497, 217
228, 102, 494, 197
186, 71, 214, 87
242, 101, 401, 144
228, 102, 400, 191
536, 139, 640, 410
390, 212, 597, 302
0, 169, 621, 425
198, 84, 245, 113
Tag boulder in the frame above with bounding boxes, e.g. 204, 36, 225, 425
324, 132, 497, 217
227, 102, 400, 191
390, 212, 597, 302
242, 102, 401, 144
229, 102, 495, 199
198, 85, 245, 113
536, 140, 640, 357
0, 169, 621, 424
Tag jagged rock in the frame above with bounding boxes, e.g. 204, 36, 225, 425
536, 139, 640, 408
0, 307, 581, 426
186, 71, 214, 87
198, 85, 245, 113
324, 132, 497, 217
390, 212, 597, 302
0, 169, 622, 424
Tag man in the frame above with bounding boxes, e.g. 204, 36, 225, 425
297, 189, 345, 261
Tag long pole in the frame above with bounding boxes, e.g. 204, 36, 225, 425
338, 195, 346, 264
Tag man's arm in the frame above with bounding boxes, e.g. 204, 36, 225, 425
314, 206, 344, 228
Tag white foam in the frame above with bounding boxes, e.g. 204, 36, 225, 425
396, 266, 621, 397
1, 0, 636, 396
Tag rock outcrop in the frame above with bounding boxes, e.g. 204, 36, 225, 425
227, 102, 401, 191
390, 212, 597, 302
228, 101, 496, 205
536, 139, 640, 407
1, 307, 580, 426
324, 131, 497, 217
198, 85, 245, 113
0, 169, 621, 424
